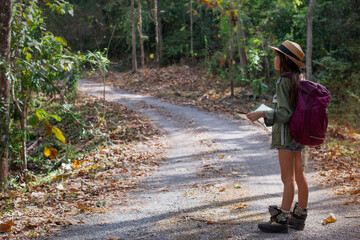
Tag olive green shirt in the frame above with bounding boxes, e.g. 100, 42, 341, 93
264, 76, 296, 149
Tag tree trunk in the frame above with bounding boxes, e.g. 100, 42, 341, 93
154, 0, 160, 80
0, 0, 13, 191
237, 15, 249, 80
229, 17, 234, 97
158, 0, 162, 61
199, 4, 203, 46
190, 0, 194, 63
306, 0, 316, 81
131, 0, 137, 73
261, 40, 270, 84
20, 92, 30, 171
138, 0, 145, 68
20, 112, 27, 171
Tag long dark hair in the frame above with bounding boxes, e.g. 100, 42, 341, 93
277, 51, 302, 108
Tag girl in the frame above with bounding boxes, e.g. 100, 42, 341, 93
246, 40, 309, 233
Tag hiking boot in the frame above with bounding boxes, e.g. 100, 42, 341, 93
258, 205, 290, 233
289, 202, 308, 230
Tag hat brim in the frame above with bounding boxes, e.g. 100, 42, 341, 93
268, 45, 306, 69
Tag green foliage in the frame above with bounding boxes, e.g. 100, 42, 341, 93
251, 77, 269, 100
162, 28, 190, 61
7, 0, 109, 172
45, 0, 74, 15
10, 1, 101, 96
35, 109, 61, 122
22, 0, 360, 128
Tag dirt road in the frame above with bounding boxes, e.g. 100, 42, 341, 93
49, 80, 359, 240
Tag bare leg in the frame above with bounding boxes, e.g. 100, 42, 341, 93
278, 150, 296, 211
294, 151, 308, 208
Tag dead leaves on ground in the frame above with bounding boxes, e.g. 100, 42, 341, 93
87, 66, 251, 116
310, 125, 360, 204
0, 220, 14, 233
1, 145, 162, 239
1, 93, 163, 239
68, 92, 160, 146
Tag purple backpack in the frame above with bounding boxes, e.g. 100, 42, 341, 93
283, 73, 332, 147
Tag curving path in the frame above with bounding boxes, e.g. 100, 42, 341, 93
49, 80, 359, 240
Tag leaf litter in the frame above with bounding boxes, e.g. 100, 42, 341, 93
309, 125, 360, 204
0, 92, 164, 239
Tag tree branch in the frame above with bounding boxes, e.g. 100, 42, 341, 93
11, 79, 24, 118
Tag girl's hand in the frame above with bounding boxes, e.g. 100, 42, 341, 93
246, 111, 266, 122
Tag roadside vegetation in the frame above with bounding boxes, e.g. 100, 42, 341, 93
0, 92, 162, 238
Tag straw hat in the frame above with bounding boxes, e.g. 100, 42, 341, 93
268, 40, 306, 68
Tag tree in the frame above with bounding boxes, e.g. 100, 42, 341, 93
153, 0, 160, 79
0, 0, 13, 191
236, 14, 249, 80
229, 8, 235, 97
190, 0, 194, 63
158, 0, 162, 61
306, 0, 315, 81
131, 0, 137, 73
138, 0, 145, 68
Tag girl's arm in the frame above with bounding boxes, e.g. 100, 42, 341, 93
246, 111, 266, 122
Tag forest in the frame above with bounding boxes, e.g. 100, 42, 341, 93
0, 0, 359, 238
44, 0, 359, 121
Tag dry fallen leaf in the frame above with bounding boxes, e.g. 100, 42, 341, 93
56, 183, 65, 191
0, 219, 14, 233
31, 191, 45, 198
322, 213, 337, 225
69, 187, 79, 193
72, 160, 82, 169
50, 218, 79, 226
8, 190, 17, 198
44, 146, 59, 159
25, 222, 38, 229
234, 202, 249, 209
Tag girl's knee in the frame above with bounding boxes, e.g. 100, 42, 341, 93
295, 170, 307, 181
295, 175, 308, 187
281, 175, 295, 185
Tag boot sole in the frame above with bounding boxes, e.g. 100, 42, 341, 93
289, 224, 305, 230
258, 225, 289, 234
289, 219, 305, 230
